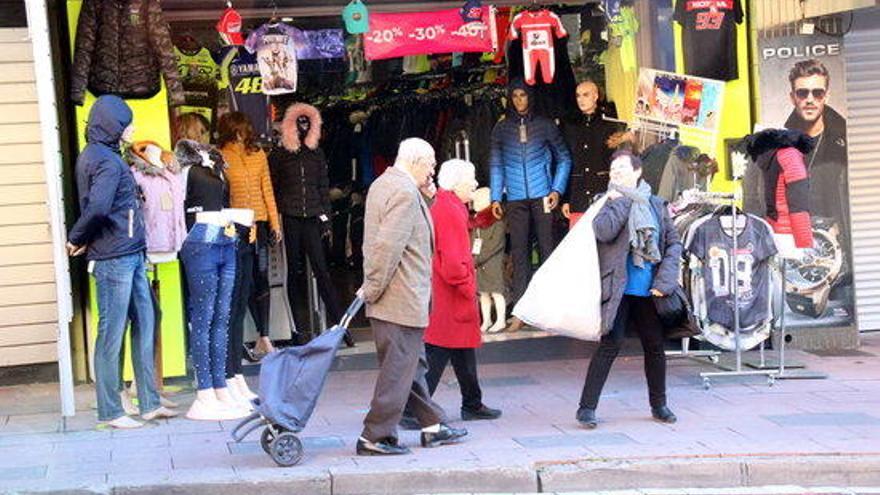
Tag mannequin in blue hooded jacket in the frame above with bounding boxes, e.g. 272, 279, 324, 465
67, 95, 178, 429
489, 78, 572, 330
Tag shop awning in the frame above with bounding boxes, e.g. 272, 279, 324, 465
752, 0, 879, 30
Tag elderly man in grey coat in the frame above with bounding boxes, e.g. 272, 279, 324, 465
357, 138, 468, 456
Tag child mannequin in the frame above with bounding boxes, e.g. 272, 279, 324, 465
471, 188, 507, 334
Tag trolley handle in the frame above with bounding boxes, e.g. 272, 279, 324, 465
338, 289, 365, 330
230, 412, 266, 442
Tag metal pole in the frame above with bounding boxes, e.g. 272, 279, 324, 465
778, 258, 787, 375
24, 0, 76, 418
732, 204, 742, 372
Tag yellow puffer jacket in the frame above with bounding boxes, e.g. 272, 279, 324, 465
220, 142, 280, 232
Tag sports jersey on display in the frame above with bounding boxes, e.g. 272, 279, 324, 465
174, 46, 220, 122
687, 215, 777, 330
245, 23, 302, 95
673, 0, 744, 81
218, 46, 271, 141
509, 9, 568, 85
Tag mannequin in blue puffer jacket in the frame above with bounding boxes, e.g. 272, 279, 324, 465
489, 78, 572, 330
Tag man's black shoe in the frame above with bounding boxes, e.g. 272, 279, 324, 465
343, 330, 356, 348
461, 405, 502, 421
652, 406, 677, 424
420, 424, 467, 448
398, 414, 420, 431
576, 407, 598, 429
356, 437, 411, 456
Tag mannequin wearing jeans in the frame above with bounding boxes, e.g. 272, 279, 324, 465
180, 211, 251, 421
67, 95, 177, 428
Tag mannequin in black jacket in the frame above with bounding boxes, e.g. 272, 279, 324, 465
269, 103, 353, 347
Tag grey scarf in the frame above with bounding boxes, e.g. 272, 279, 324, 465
611, 181, 661, 268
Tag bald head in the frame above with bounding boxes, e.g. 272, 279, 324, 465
576, 81, 600, 115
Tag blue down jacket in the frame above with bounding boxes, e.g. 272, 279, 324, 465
68, 95, 147, 261
489, 82, 571, 203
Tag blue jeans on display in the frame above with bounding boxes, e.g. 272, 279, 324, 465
93, 251, 160, 421
180, 223, 237, 391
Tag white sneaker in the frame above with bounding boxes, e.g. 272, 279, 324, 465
120, 390, 139, 416
142, 406, 179, 421
226, 379, 254, 411
235, 375, 259, 401
186, 396, 245, 421
215, 388, 252, 419
105, 415, 143, 429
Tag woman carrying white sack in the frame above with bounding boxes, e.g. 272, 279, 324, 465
577, 151, 682, 429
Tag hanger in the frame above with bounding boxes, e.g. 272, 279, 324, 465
175, 29, 202, 53
268, 0, 279, 24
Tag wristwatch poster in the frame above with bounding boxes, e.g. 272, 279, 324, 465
784, 218, 845, 318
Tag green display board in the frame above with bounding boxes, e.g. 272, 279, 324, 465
68, 0, 187, 380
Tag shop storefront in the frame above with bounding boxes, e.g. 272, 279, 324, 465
4, 0, 879, 413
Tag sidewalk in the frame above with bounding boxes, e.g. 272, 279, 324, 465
2, 334, 880, 494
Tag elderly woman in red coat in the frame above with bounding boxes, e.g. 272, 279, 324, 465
422, 159, 502, 422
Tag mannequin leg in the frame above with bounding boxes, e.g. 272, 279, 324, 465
479, 293, 492, 332
488, 293, 507, 334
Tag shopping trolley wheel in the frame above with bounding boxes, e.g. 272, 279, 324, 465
270, 432, 304, 467
261, 428, 276, 455
702, 377, 711, 390
709, 355, 720, 364
768, 375, 776, 387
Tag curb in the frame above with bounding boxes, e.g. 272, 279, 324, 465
537, 453, 880, 492
7, 453, 880, 494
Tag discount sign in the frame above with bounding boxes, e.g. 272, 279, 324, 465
363, 7, 498, 61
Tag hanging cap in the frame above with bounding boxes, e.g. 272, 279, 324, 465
342, 0, 370, 35
460, 0, 483, 23
217, 7, 245, 46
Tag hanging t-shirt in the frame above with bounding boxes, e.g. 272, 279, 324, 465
218, 46, 271, 142
687, 214, 777, 329
673, 0, 744, 81
609, 5, 638, 73
245, 23, 302, 95
174, 46, 220, 122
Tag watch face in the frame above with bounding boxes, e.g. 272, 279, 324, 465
786, 230, 839, 291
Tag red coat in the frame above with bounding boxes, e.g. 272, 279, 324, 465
424, 190, 482, 349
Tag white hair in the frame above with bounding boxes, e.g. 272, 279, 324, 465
437, 159, 475, 191
394, 137, 435, 169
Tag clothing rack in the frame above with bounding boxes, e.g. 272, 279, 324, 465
690, 190, 780, 388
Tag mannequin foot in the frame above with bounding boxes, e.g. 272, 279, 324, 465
255, 336, 275, 357
186, 390, 246, 421
505, 317, 524, 333
234, 374, 259, 401
215, 387, 252, 419
226, 379, 254, 411
487, 319, 506, 334
142, 406, 179, 421
105, 415, 143, 429
120, 390, 139, 416
159, 395, 179, 409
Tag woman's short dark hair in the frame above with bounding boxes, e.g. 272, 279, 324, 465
217, 111, 258, 152
611, 150, 643, 170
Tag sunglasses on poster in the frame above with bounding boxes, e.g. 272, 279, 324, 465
794, 88, 827, 100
